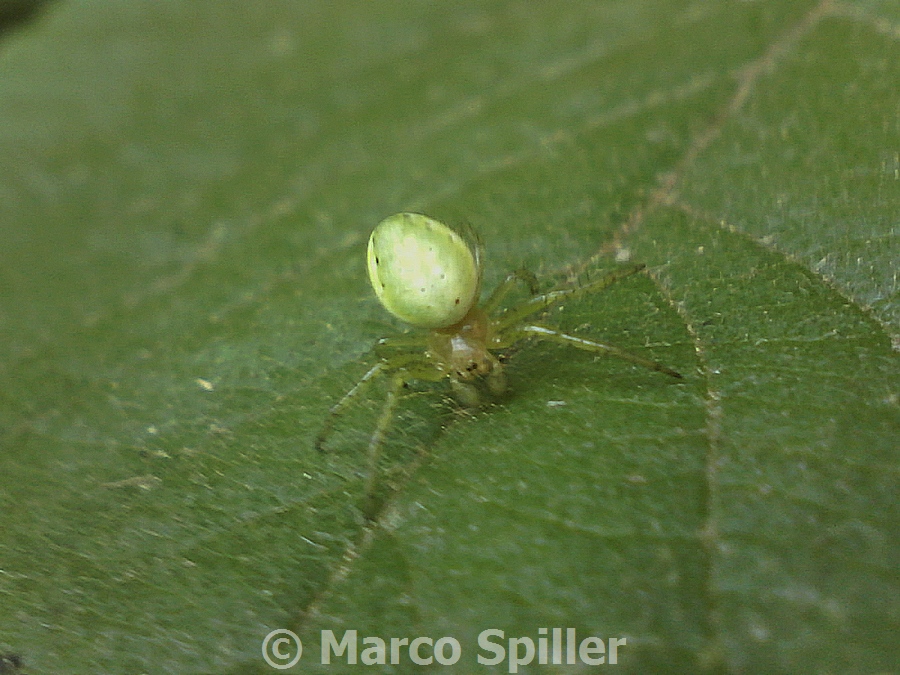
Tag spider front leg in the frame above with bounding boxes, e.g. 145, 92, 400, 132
315, 340, 429, 453
363, 371, 405, 499
315, 361, 388, 452
317, 343, 446, 517
508, 324, 683, 379
361, 361, 448, 516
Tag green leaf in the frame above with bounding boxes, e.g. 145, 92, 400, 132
0, 1, 896, 673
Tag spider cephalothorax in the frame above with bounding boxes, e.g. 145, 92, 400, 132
317, 212, 682, 484
428, 307, 497, 379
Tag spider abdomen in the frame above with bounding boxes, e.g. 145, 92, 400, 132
367, 213, 481, 329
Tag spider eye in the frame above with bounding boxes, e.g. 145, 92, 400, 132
366, 213, 481, 329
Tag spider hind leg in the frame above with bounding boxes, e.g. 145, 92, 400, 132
516, 324, 683, 379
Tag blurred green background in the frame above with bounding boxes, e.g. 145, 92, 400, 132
0, 1, 896, 673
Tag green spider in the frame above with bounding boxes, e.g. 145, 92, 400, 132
316, 213, 682, 474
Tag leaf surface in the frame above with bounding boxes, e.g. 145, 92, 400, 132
0, 1, 896, 673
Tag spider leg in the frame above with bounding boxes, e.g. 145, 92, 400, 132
317, 345, 438, 453
480, 268, 540, 315
511, 324, 683, 379
316, 362, 387, 452
374, 333, 430, 354
494, 264, 646, 331
360, 363, 448, 517
363, 372, 405, 500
